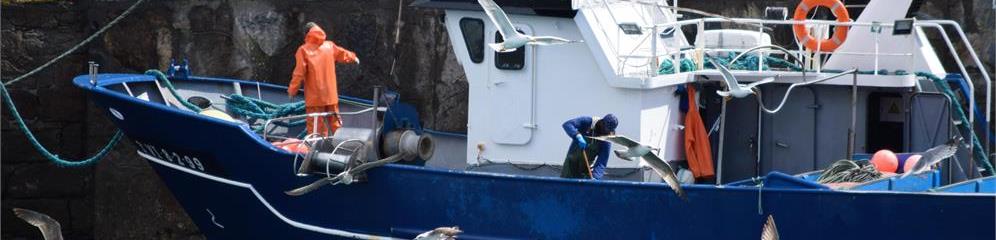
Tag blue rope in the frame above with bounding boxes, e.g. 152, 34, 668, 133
916, 72, 994, 174
225, 94, 305, 121
657, 53, 804, 75
145, 69, 201, 112
1, 83, 123, 167
2, 0, 147, 85
0, 0, 146, 167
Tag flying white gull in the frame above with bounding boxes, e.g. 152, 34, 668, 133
589, 135, 687, 201
901, 137, 962, 178
477, 0, 581, 53
13, 208, 63, 240
761, 215, 779, 240
414, 226, 462, 240
709, 57, 774, 99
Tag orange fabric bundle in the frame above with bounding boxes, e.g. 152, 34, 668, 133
684, 84, 715, 179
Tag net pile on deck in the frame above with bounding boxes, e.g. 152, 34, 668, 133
817, 160, 883, 186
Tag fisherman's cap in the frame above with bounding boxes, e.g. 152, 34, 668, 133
602, 114, 618, 131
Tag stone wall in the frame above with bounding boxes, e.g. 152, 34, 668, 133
1, 0, 993, 239
2, 0, 465, 239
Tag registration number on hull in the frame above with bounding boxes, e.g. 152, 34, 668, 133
134, 140, 206, 172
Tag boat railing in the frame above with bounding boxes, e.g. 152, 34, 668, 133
628, 17, 915, 75
583, 1, 990, 127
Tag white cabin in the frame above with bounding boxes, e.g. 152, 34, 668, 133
415, 0, 992, 182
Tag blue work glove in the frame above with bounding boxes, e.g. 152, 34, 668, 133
575, 134, 588, 149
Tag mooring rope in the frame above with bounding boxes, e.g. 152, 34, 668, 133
3, 0, 147, 86
0, 0, 145, 167
1, 84, 124, 167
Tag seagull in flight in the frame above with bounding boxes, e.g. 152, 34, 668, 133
760, 215, 779, 240
709, 57, 774, 99
589, 135, 687, 201
414, 226, 462, 240
477, 0, 582, 53
901, 137, 962, 178
13, 208, 63, 240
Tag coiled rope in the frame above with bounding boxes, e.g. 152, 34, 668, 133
0, 0, 145, 167
144, 69, 306, 132
816, 160, 882, 184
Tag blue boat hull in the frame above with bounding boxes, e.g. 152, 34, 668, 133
76, 74, 995, 239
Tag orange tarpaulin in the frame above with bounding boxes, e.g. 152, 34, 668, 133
684, 84, 715, 179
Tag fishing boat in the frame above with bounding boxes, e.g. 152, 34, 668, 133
67, 0, 994, 239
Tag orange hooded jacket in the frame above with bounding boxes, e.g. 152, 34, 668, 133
684, 84, 715, 179
287, 25, 358, 106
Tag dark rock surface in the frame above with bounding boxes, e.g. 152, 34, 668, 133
0, 0, 992, 239
2, 0, 464, 239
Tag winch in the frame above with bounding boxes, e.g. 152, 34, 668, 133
291, 88, 434, 177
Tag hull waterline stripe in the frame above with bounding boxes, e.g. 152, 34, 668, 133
136, 151, 402, 240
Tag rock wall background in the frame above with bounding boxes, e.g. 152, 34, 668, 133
1, 0, 993, 239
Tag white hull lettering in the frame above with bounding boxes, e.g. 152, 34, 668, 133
134, 141, 206, 172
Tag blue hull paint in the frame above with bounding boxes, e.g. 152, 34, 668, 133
76, 74, 995, 239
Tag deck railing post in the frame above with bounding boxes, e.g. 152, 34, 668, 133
847, 71, 857, 159
88, 61, 98, 86
874, 28, 880, 76
652, 25, 660, 75
758, 23, 764, 72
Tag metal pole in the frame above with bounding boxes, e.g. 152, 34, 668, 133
652, 25, 660, 75
371, 86, 382, 158
758, 23, 764, 72
991, 0, 996, 158
717, 99, 728, 184
874, 32, 880, 76
847, 71, 857, 159
756, 98, 763, 177
88, 61, 98, 86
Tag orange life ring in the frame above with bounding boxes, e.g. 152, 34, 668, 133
792, 0, 850, 52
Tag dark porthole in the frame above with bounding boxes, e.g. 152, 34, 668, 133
494, 30, 525, 70
459, 18, 485, 63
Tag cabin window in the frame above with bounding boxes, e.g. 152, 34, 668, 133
494, 30, 525, 70
459, 18, 485, 63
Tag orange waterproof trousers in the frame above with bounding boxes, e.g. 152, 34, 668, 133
306, 105, 341, 136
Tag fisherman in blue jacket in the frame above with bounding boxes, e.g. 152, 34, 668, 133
561, 114, 618, 179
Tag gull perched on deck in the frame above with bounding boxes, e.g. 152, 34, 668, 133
589, 135, 687, 201
709, 57, 774, 99
901, 137, 962, 178
477, 0, 581, 53
13, 208, 63, 240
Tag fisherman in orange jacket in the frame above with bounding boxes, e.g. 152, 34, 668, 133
287, 22, 359, 136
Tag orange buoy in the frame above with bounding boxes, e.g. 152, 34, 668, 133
792, 0, 850, 52
870, 150, 899, 173
903, 154, 922, 173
